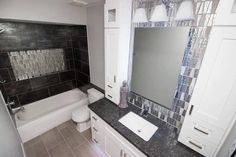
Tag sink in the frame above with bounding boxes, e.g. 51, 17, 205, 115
118, 112, 158, 141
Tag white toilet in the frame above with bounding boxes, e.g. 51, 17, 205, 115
72, 88, 104, 132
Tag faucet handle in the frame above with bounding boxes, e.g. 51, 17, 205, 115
7, 99, 15, 106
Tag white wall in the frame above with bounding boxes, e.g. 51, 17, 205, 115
0, 0, 87, 25
87, 4, 105, 89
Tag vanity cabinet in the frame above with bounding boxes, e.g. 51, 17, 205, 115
214, 0, 236, 26
90, 110, 147, 157
178, 27, 236, 157
104, 0, 132, 104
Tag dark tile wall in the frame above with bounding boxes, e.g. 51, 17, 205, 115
0, 21, 90, 107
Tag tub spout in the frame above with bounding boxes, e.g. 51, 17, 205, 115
7, 99, 25, 115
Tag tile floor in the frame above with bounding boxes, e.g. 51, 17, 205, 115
24, 120, 107, 157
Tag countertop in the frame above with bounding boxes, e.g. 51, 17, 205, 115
88, 98, 203, 157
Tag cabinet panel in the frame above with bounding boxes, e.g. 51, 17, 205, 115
189, 27, 236, 129
104, 126, 124, 157
214, 0, 236, 26
179, 27, 236, 157
105, 29, 120, 103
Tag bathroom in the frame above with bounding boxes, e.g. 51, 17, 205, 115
0, 0, 236, 157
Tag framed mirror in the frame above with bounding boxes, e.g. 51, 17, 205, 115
130, 27, 190, 109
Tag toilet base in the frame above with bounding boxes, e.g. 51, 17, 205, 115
76, 120, 91, 133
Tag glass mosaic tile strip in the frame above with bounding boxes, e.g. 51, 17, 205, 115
8, 48, 65, 80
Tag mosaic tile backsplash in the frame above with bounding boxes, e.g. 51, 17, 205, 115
9, 48, 65, 80
129, 0, 220, 131
0, 21, 90, 107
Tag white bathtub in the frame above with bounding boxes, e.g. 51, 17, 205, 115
15, 88, 88, 143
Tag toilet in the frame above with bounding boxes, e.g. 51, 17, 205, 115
72, 88, 104, 132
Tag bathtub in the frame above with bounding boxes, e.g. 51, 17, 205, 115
15, 88, 88, 143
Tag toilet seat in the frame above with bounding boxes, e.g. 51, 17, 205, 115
72, 106, 90, 122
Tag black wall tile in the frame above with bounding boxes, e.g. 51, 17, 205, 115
4, 80, 31, 96
64, 48, 73, 59
76, 72, 90, 84
0, 53, 11, 68
30, 74, 59, 89
49, 81, 75, 96
80, 62, 90, 75
74, 48, 89, 63
18, 88, 49, 105
59, 71, 75, 82
0, 68, 11, 83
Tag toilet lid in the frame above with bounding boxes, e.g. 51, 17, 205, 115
72, 106, 90, 122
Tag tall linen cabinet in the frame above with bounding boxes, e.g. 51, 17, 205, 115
178, 0, 236, 156
104, 0, 133, 104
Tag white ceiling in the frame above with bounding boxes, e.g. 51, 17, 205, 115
69, 0, 105, 7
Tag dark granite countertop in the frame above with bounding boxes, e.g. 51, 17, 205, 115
88, 98, 203, 157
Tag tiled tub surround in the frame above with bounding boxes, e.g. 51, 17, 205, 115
0, 21, 90, 107
129, 0, 220, 130
89, 98, 202, 157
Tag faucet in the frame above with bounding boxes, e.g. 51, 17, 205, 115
140, 103, 150, 117
7, 98, 25, 115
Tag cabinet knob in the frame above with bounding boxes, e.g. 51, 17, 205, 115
114, 76, 116, 83
188, 140, 203, 150
93, 127, 98, 132
92, 116, 97, 121
193, 126, 209, 135
189, 105, 194, 115
93, 138, 98, 143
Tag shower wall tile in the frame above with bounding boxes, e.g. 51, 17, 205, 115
49, 81, 75, 96
0, 53, 11, 68
59, 71, 75, 82
0, 69, 11, 83
0, 21, 90, 106
18, 88, 50, 105
4, 80, 32, 96
30, 74, 60, 90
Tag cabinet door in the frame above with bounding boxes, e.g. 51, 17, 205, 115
188, 27, 236, 129
214, 0, 236, 26
104, 0, 120, 28
104, 126, 124, 157
105, 29, 119, 104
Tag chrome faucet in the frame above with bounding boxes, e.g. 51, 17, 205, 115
7, 98, 25, 115
140, 103, 150, 117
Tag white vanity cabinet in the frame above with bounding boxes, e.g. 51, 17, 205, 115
104, 0, 132, 104
178, 27, 236, 157
90, 111, 147, 157
214, 0, 236, 26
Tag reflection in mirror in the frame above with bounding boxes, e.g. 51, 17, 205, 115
131, 27, 190, 109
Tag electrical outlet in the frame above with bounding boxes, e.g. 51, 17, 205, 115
229, 138, 236, 157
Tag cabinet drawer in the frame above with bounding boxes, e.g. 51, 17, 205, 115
178, 133, 218, 157
91, 112, 101, 125
180, 118, 224, 145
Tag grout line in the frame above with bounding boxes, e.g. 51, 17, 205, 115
56, 125, 77, 157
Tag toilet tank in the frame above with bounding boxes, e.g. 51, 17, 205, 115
87, 88, 104, 104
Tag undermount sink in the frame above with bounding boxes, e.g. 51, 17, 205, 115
118, 112, 158, 141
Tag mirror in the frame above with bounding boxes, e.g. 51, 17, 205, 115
131, 27, 190, 109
